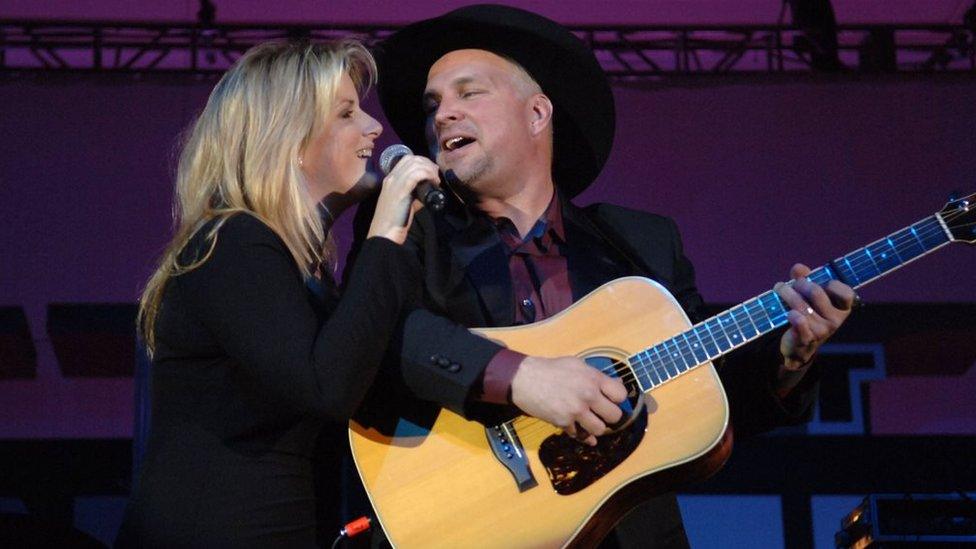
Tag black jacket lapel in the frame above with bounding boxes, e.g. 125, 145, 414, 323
446, 214, 515, 328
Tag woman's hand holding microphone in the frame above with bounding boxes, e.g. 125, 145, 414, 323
367, 153, 441, 244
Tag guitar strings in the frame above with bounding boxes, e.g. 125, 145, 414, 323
559, 205, 974, 389
506, 203, 975, 439
612, 211, 967, 385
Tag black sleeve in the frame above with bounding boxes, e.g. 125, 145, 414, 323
720, 333, 821, 438
399, 308, 506, 416
350, 205, 507, 419
177, 214, 421, 422
663, 216, 819, 439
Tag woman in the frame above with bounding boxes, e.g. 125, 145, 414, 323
116, 40, 439, 547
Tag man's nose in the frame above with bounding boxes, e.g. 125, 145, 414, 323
434, 99, 461, 126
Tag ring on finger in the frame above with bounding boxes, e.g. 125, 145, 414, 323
804, 306, 814, 316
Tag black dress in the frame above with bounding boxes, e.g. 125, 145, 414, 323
116, 214, 420, 548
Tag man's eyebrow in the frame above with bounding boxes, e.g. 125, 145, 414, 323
452, 76, 478, 87
424, 75, 483, 100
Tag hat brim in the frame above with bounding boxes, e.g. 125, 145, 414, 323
376, 4, 615, 199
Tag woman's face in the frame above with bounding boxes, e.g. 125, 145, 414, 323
302, 72, 382, 203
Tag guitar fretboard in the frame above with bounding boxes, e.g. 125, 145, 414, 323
628, 214, 952, 391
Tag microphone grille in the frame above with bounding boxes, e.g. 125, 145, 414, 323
378, 144, 413, 175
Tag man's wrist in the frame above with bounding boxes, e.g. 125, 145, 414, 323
480, 348, 526, 404
774, 354, 816, 399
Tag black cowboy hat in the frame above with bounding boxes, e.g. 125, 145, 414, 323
375, 4, 615, 198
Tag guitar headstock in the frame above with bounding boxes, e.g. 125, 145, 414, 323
940, 192, 976, 245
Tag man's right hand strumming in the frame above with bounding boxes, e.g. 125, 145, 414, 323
510, 356, 628, 446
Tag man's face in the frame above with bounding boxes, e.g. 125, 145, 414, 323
423, 49, 537, 195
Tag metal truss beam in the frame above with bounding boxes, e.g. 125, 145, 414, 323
1, 20, 974, 78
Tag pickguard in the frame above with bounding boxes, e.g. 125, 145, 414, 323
538, 354, 648, 495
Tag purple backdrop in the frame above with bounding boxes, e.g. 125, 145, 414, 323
1, 0, 969, 24
2, 72, 974, 438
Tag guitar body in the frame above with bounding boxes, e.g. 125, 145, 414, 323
350, 277, 732, 548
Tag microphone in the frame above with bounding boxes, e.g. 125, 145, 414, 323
378, 144, 446, 212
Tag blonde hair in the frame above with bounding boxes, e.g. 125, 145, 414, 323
138, 40, 376, 354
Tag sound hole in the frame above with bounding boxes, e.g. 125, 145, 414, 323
537, 355, 648, 495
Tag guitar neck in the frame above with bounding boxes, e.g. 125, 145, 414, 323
628, 213, 954, 392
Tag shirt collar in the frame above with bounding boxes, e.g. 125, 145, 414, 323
494, 191, 565, 252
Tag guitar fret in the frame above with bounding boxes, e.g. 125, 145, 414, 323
824, 265, 839, 282
644, 353, 663, 386
919, 218, 950, 248
886, 236, 905, 263
759, 292, 789, 326
731, 305, 758, 340
744, 297, 774, 333
676, 335, 698, 369
862, 246, 885, 276
629, 353, 647, 390
634, 351, 653, 388
705, 317, 732, 351
893, 227, 925, 260
866, 240, 902, 273
662, 339, 685, 375
652, 345, 671, 383
808, 267, 834, 286
908, 224, 927, 250
696, 324, 720, 358
632, 353, 648, 389
718, 311, 744, 347
684, 331, 709, 364
649, 344, 671, 382
848, 248, 881, 283
838, 256, 860, 286
673, 336, 693, 371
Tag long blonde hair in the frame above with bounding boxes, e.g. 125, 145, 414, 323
139, 40, 376, 354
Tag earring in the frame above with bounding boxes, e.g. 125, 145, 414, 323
298, 156, 304, 168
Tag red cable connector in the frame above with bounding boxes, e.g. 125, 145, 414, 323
340, 516, 372, 538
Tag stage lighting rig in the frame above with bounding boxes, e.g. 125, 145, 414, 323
921, 2, 975, 71
786, 0, 844, 71
197, 0, 218, 65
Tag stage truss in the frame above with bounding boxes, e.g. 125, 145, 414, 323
1, 20, 974, 78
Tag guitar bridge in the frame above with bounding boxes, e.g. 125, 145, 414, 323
485, 422, 538, 492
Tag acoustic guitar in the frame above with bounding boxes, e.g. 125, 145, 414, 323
350, 193, 975, 548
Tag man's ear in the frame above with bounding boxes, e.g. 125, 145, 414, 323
528, 93, 554, 136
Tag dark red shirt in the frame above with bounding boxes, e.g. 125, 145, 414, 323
480, 194, 573, 403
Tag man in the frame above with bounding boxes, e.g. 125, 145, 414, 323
351, 5, 856, 547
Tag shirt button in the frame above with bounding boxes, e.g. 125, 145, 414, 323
437, 357, 451, 368
447, 363, 461, 373
521, 298, 536, 322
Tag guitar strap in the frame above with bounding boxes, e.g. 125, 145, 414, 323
577, 206, 664, 284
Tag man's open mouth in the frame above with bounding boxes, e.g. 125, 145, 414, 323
442, 136, 476, 151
